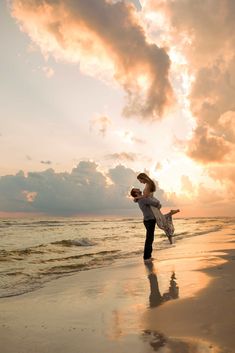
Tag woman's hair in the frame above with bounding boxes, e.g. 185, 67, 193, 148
137, 172, 156, 192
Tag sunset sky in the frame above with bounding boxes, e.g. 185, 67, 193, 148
1, 0, 235, 217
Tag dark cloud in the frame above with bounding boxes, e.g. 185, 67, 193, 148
0, 161, 169, 215
132, 0, 142, 10
123, 0, 142, 11
40, 160, 52, 165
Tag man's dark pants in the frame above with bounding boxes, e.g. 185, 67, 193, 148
143, 219, 156, 260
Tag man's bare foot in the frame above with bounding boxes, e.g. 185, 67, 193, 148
170, 209, 180, 216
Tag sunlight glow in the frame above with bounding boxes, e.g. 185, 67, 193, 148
115, 130, 134, 144
151, 156, 204, 195
137, 74, 149, 90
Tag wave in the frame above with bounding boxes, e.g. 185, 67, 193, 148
52, 238, 96, 247
0, 238, 96, 261
173, 225, 222, 242
194, 225, 222, 236
0, 249, 122, 298
40, 250, 120, 263
0, 247, 45, 259
1, 217, 232, 299
195, 219, 218, 224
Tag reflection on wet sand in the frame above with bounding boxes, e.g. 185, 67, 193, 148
141, 331, 222, 353
145, 261, 179, 308
142, 263, 222, 352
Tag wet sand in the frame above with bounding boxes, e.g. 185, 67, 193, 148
0, 228, 235, 353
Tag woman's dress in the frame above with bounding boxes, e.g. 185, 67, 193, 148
151, 206, 174, 241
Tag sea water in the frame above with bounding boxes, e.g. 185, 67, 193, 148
0, 216, 234, 298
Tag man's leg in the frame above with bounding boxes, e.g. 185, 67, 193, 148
143, 219, 156, 260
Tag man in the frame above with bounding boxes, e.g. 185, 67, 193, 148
130, 188, 161, 262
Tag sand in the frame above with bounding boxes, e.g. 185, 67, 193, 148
0, 228, 235, 353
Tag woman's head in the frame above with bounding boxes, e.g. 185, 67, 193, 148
137, 173, 156, 192
137, 173, 149, 183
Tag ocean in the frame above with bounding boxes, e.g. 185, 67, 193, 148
0, 216, 234, 298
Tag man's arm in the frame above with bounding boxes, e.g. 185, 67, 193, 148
139, 197, 161, 209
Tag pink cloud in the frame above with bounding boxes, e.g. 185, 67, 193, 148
11, 0, 173, 119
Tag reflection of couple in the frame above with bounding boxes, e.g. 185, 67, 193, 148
143, 263, 179, 352
145, 261, 179, 308
130, 173, 180, 262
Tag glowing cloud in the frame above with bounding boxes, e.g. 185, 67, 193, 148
188, 125, 231, 163
11, 0, 173, 119
90, 115, 112, 137
143, 0, 235, 200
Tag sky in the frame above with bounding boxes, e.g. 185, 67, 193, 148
0, 0, 235, 217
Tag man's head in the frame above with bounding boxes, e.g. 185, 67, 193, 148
130, 188, 142, 198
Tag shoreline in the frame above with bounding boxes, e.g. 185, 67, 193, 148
0, 228, 234, 353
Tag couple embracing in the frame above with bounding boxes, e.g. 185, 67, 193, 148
131, 173, 180, 263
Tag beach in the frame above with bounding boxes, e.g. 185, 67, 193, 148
0, 225, 235, 353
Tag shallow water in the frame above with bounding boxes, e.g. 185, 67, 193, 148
0, 216, 234, 297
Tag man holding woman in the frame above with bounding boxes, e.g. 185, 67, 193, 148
130, 173, 180, 262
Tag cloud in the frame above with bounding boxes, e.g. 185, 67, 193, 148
1, 162, 234, 216
168, 174, 234, 217
188, 125, 231, 163
106, 152, 137, 162
11, 0, 173, 119
180, 175, 193, 194
131, 136, 146, 144
154, 0, 235, 67
116, 130, 146, 144
144, 0, 235, 198
40, 160, 52, 165
209, 163, 235, 192
22, 190, 38, 203
188, 62, 235, 163
155, 162, 162, 171
90, 115, 112, 137
126, 0, 142, 11
196, 185, 225, 205
0, 161, 170, 215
